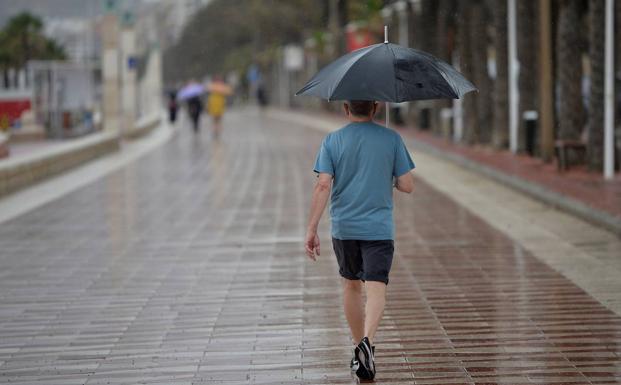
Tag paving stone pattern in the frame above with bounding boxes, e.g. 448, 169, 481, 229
0, 110, 620, 384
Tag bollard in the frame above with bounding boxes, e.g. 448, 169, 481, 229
523, 110, 538, 156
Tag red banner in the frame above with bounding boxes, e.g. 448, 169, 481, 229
0, 99, 31, 125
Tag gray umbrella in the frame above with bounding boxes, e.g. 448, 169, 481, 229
296, 42, 476, 103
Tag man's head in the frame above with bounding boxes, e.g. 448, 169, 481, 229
344, 100, 378, 121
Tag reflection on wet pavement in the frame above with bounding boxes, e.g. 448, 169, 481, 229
0, 110, 619, 384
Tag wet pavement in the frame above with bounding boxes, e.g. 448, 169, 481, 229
0, 109, 620, 384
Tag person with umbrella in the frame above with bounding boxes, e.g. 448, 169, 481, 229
167, 87, 178, 124
177, 80, 205, 133
301, 28, 476, 382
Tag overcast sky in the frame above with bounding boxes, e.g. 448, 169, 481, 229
0, 0, 103, 24
0, 0, 165, 26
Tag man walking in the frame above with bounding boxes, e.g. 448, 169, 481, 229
305, 100, 415, 381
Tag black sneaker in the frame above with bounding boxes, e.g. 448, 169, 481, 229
355, 337, 375, 381
350, 346, 360, 371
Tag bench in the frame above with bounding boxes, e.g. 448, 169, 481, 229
554, 139, 587, 171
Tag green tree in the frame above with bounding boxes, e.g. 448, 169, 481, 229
164, 0, 324, 82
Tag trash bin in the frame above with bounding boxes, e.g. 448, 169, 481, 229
523, 110, 538, 156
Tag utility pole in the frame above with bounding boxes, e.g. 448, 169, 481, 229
102, 6, 120, 133
604, 0, 615, 179
120, 12, 136, 136
538, 0, 554, 161
508, 0, 519, 153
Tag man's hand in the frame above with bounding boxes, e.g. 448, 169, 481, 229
304, 173, 331, 261
304, 229, 320, 261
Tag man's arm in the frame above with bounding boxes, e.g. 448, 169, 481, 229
305, 173, 332, 260
395, 171, 414, 193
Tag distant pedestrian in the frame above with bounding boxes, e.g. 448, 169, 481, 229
206, 76, 232, 139
304, 100, 415, 382
187, 96, 202, 133
257, 84, 268, 108
167, 90, 178, 123
177, 81, 205, 133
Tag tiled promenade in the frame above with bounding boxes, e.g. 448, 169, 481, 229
0, 109, 620, 384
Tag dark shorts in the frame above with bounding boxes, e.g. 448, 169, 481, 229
332, 238, 394, 285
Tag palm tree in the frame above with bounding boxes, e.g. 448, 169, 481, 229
434, 0, 457, 137
0, 12, 66, 86
556, 0, 584, 141
492, 0, 508, 148
457, 1, 477, 143
516, 0, 538, 152
465, 0, 493, 144
587, 0, 604, 170
435, 0, 455, 62
419, 0, 438, 56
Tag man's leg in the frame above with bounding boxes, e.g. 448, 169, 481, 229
364, 281, 386, 343
360, 240, 393, 344
342, 278, 365, 343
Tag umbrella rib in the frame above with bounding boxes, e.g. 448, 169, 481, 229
388, 44, 398, 102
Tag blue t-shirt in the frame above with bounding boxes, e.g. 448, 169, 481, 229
313, 121, 415, 240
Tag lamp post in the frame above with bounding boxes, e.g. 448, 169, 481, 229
604, 0, 615, 179
508, 0, 519, 153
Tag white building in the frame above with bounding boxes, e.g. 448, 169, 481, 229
44, 18, 99, 64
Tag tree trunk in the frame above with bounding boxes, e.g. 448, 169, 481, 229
556, 0, 584, 141
435, 0, 454, 61
492, 0, 509, 148
517, 0, 538, 152
433, 0, 455, 138
420, 0, 438, 55
419, 0, 442, 134
588, 0, 605, 171
468, 0, 493, 144
457, 1, 478, 143
2, 70, 7, 89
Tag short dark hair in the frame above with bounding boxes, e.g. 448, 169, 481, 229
346, 100, 376, 117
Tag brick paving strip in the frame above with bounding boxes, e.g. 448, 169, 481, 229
0, 109, 619, 384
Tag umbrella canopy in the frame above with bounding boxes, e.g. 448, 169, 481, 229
177, 83, 205, 101
296, 42, 476, 102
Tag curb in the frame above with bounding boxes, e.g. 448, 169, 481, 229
0, 113, 165, 199
0, 131, 120, 198
125, 114, 161, 140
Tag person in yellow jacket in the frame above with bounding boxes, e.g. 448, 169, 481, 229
206, 76, 232, 139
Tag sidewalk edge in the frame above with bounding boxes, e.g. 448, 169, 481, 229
0, 111, 173, 225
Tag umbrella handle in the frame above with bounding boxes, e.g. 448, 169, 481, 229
385, 102, 389, 128
385, 25, 389, 127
